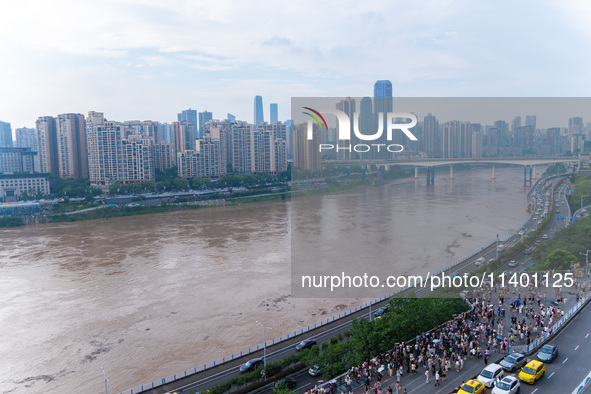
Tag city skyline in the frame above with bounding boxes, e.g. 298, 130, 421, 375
1, 1, 591, 129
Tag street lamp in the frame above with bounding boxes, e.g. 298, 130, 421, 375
101, 367, 108, 394
580, 250, 591, 274
496, 234, 499, 261
255, 321, 271, 379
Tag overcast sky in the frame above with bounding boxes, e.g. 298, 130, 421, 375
1, 0, 590, 129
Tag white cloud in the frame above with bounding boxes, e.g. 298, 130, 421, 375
0, 0, 590, 127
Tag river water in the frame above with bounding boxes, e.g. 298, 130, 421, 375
0, 166, 534, 393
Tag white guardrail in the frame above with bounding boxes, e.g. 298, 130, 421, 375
572, 370, 591, 394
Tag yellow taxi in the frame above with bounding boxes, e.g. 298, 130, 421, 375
457, 379, 485, 394
518, 360, 545, 384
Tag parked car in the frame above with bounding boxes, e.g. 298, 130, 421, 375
499, 352, 526, 372
492, 376, 520, 394
537, 344, 558, 362
295, 339, 317, 351
239, 358, 263, 373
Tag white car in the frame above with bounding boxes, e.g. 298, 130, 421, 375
517, 230, 524, 236
475, 257, 485, 266
508, 260, 518, 267
477, 363, 504, 388
492, 375, 520, 394
308, 365, 321, 376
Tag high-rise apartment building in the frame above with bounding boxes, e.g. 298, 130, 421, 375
511, 116, 522, 133
154, 142, 174, 171
525, 115, 536, 129
441, 120, 472, 158
159, 122, 173, 144
123, 120, 160, 142
173, 121, 194, 154
207, 119, 233, 171
56, 113, 88, 179
423, 113, 439, 158
227, 113, 236, 121
231, 121, 253, 173
15, 127, 38, 171
15, 127, 37, 150
336, 97, 356, 161
177, 131, 226, 179
0, 121, 12, 148
86, 112, 154, 188
254, 95, 264, 126
568, 117, 584, 141
293, 123, 321, 171
254, 123, 287, 174
36, 116, 59, 176
270, 103, 278, 124
471, 125, 483, 158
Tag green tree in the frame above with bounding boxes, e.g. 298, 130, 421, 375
542, 249, 577, 270
217, 175, 243, 187
174, 177, 189, 190
191, 177, 212, 189
109, 181, 123, 196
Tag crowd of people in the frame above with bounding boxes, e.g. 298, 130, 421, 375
306, 275, 587, 394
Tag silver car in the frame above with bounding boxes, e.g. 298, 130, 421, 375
492, 376, 520, 394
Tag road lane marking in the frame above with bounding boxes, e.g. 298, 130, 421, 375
575, 345, 580, 350
532, 389, 538, 394
586, 333, 589, 339
296, 383, 312, 391
548, 372, 555, 379
563, 357, 569, 364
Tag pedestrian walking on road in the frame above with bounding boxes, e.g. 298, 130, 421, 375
425, 369, 430, 383
435, 370, 440, 387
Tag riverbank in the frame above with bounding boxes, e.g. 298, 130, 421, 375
0, 163, 529, 228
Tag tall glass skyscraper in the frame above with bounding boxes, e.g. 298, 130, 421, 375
254, 95, 264, 126
227, 113, 236, 121
177, 109, 198, 139
374, 80, 393, 98
0, 121, 12, 148
373, 80, 393, 158
199, 111, 213, 137
270, 103, 278, 123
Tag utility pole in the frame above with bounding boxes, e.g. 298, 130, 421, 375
255, 321, 271, 380
496, 234, 499, 261
101, 367, 108, 394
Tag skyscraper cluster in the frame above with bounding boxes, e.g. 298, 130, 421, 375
0, 97, 287, 192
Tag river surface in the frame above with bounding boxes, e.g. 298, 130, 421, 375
0, 166, 534, 393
